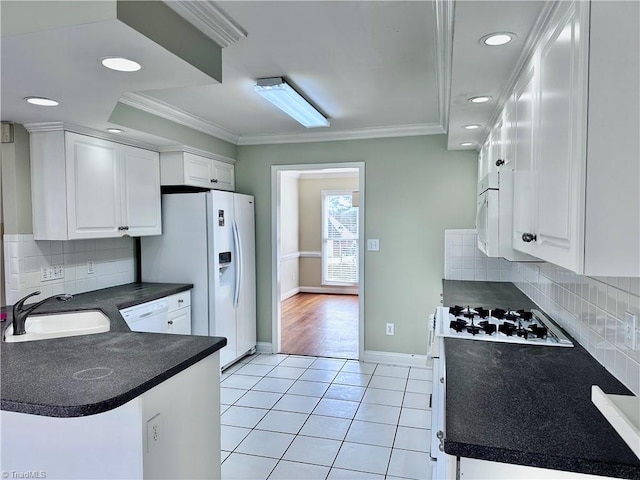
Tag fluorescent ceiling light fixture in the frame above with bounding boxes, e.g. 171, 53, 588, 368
107, 128, 124, 133
254, 77, 329, 128
482, 32, 516, 46
460, 142, 474, 147
468, 96, 492, 104
463, 124, 481, 130
100, 57, 142, 72
25, 96, 59, 106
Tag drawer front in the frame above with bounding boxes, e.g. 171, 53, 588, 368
166, 291, 191, 312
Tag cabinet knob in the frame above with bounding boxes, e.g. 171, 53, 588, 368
168, 320, 174, 325
118, 226, 124, 231
496, 159, 505, 167
522, 233, 537, 243
436, 431, 444, 440
210, 178, 219, 183
178, 299, 184, 303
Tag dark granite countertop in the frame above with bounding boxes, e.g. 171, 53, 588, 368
443, 279, 537, 309
442, 280, 640, 479
1, 283, 227, 418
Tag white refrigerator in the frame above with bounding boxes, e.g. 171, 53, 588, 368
141, 191, 256, 369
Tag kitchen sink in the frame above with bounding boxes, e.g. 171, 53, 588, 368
4, 311, 110, 343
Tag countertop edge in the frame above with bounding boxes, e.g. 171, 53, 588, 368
444, 440, 639, 479
1, 337, 227, 417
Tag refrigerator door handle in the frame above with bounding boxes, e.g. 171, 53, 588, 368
232, 220, 242, 308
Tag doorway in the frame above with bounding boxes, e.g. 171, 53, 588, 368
271, 163, 365, 360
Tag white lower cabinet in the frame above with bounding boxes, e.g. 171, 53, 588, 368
160, 150, 235, 191
0, 353, 221, 480
29, 128, 161, 240
459, 458, 612, 480
166, 291, 192, 335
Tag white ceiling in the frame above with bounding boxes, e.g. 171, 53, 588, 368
0, 0, 547, 151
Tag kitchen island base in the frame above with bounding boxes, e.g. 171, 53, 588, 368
1, 353, 220, 479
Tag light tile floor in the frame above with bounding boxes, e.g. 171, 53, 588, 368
220, 354, 433, 480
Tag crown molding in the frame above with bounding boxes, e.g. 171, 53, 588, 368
434, 0, 454, 134
23, 121, 159, 150
119, 92, 240, 145
158, 144, 236, 165
163, 1, 247, 48
237, 123, 445, 146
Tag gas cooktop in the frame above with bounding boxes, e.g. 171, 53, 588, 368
435, 306, 573, 347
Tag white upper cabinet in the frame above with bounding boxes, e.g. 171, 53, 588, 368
31, 130, 161, 240
160, 151, 235, 191
510, 0, 639, 276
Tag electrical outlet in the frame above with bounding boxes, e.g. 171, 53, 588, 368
367, 239, 380, 251
146, 413, 162, 453
87, 260, 95, 275
386, 323, 394, 335
40, 265, 64, 282
624, 311, 637, 350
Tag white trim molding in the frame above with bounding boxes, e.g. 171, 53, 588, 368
239, 123, 445, 146
163, 1, 247, 48
299, 286, 359, 295
158, 145, 236, 165
256, 342, 273, 354
299, 251, 322, 258
119, 92, 240, 145
280, 252, 301, 262
361, 350, 430, 368
23, 121, 160, 151
280, 288, 300, 302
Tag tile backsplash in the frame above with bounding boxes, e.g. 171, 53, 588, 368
514, 263, 640, 395
4, 234, 135, 305
444, 229, 640, 395
444, 229, 513, 282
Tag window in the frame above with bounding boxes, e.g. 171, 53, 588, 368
322, 191, 359, 285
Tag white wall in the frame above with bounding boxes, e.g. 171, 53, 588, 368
4, 234, 135, 305
280, 173, 299, 299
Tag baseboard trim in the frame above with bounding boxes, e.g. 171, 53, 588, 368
361, 350, 430, 368
299, 286, 359, 295
256, 342, 273, 354
281, 287, 300, 301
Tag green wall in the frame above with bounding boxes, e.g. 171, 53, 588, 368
236, 135, 477, 355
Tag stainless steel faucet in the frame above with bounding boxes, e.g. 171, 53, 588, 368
11, 291, 73, 335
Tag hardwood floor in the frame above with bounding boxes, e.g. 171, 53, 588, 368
280, 293, 359, 359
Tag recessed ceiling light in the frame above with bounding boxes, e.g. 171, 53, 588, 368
468, 96, 492, 104
481, 32, 517, 46
460, 142, 474, 147
25, 97, 59, 106
463, 124, 481, 130
100, 57, 142, 72
107, 128, 124, 134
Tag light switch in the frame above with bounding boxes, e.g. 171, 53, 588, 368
367, 239, 380, 251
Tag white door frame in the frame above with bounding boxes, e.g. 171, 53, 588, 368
271, 162, 365, 360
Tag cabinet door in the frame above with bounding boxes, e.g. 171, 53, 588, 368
66, 133, 121, 239
121, 146, 161, 237
211, 160, 235, 191
533, 1, 587, 271
512, 65, 537, 255
184, 152, 215, 189
167, 307, 191, 335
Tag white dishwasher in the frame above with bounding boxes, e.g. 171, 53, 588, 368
120, 298, 170, 334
